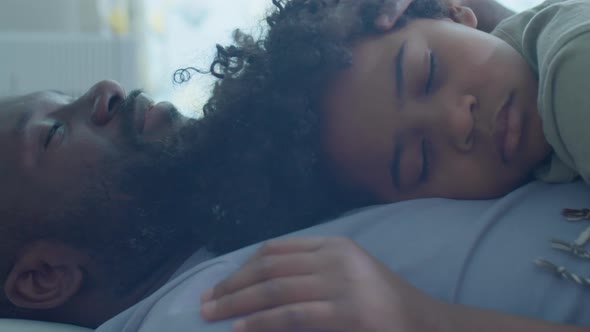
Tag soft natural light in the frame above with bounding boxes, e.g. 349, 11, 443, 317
0, 0, 545, 113
158, 0, 546, 115
143, 0, 271, 116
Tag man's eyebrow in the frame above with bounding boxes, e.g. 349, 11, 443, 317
395, 40, 408, 102
47, 89, 73, 99
391, 136, 403, 191
47, 89, 66, 95
15, 108, 33, 135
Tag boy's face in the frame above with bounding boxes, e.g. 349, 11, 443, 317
322, 16, 551, 202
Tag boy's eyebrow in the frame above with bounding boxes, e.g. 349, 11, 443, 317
395, 40, 408, 103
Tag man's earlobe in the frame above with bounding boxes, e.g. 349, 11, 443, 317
3, 241, 87, 310
450, 6, 478, 29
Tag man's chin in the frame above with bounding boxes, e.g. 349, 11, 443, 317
134, 95, 188, 140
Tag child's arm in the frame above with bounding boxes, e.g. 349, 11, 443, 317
200, 237, 590, 332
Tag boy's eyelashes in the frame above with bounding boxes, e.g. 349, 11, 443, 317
425, 49, 437, 95
404, 45, 440, 98
390, 135, 432, 192
419, 138, 430, 183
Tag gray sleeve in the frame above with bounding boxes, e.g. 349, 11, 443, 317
99, 181, 590, 331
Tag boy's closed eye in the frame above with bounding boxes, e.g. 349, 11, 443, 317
391, 134, 429, 191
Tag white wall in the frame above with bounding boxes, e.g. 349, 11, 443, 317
0, 0, 138, 97
0, 0, 102, 32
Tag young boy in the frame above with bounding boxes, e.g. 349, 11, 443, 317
197, 0, 590, 331
202, 0, 589, 204
321, 0, 590, 203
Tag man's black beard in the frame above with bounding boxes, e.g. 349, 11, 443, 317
41, 119, 206, 295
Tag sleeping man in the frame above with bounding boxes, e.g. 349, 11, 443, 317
2, 82, 590, 332
0, 77, 356, 328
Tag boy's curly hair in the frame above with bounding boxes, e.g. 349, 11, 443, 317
188, 0, 449, 253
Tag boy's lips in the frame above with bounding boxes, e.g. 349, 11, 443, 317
494, 92, 523, 164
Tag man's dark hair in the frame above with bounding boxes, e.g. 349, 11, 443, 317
188, 0, 450, 253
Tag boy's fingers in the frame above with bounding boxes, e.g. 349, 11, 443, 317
375, 0, 415, 30
201, 275, 324, 321
230, 301, 341, 332
251, 237, 326, 259
204, 252, 318, 302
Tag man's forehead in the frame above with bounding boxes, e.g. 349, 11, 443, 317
0, 90, 62, 110
0, 93, 40, 134
0, 94, 22, 106
0, 91, 42, 105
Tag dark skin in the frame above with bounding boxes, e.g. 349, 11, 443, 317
0, 81, 187, 217
0, 80, 195, 327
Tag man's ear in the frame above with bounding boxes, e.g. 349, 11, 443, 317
3, 240, 87, 310
449, 6, 478, 29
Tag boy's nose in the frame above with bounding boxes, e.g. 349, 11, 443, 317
444, 94, 476, 153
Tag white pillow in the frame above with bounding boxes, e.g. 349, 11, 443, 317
0, 319, 92, 332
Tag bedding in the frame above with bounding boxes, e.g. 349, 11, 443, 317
0, 319, 92, 332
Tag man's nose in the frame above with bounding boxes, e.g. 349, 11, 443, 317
86, 80, 126, 126
443, 94, 476, 153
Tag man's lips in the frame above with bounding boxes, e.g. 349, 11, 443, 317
494, 92, 522, 163
132, 92, 182, 135
133, 92, 154, 133
144, 101, 180, 133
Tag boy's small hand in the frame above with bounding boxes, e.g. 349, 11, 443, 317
374, 0, 415, 30
373, 0, 471, 31
200, 237, 447, 332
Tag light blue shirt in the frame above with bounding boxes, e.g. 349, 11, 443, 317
98, 181, 590, 331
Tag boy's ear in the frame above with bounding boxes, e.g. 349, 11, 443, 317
449, 6, 478, 29
3, 240, 87, 310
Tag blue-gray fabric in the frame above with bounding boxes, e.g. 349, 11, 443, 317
97, 181, 590, 332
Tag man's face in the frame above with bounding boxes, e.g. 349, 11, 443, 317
1, 80, 189, 211
321, 17, 552, 202
0, 80, 201, 289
